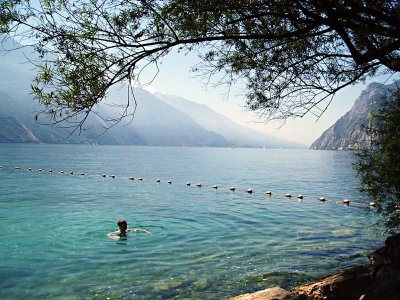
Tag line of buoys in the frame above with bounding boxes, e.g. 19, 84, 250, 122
1, 165, 382, 209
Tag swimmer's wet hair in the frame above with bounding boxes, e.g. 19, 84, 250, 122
117, 219, 127, 226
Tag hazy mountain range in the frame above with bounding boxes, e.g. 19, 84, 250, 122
0, 36, 305, 148
310, 81, 399, 150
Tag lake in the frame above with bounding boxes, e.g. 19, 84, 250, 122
0, 144, 382, 299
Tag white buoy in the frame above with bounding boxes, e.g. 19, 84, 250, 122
297, 195, 304, 199
60, 171, 64, 174
196, 183, 202, 187
39, 169, 43, 172
285, 193, 292, 198
319, 197, 326, 202
80, 172, 85, 176
28, 168, 32, 171
49, 170, 53, 173
266, 191, 272, 196
111, 175, 116, 178
156, 179, 161, 183
229, 187, 236, 191
167, 180, 172, 184
247, 188, 253, 194
212, 185, 218, 189
0, 166, 3, 169
343, 199, 351, 205
369, 202, 377, 207
128, 177, 134, 180
186, 182, 191, 186
15, 166, 21, 170
101, 174, 106, 178
70, 171, 73, 175
138, 178, 143, 181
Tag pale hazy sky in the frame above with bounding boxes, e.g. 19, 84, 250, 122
137, 49, 396, 145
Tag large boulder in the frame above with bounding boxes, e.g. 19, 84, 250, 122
231, 287, 308, 300
231, 234, 400, 300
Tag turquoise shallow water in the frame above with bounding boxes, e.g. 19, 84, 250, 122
0, 144, 382, 299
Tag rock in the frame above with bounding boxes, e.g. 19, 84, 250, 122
231, 287, 308, 300
369, 233, 400, 267
296, 233, 400, 300
233, 234, 400, 300
295, 265, 373, 300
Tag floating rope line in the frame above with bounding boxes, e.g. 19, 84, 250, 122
0, 165, 394, 210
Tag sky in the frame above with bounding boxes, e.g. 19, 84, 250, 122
136, 49, 395, 145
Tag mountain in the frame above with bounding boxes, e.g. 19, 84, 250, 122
310, 81, 399, 150
0, 36, 301, 148
155, 93, 306, 149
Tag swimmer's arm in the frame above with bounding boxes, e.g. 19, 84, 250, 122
107, 231, 120, 240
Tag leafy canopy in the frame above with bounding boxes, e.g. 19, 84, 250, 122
355, 88, 400, 234
1, 0, 400, 128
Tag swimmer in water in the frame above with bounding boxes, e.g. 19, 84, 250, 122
107, 219, 152, 240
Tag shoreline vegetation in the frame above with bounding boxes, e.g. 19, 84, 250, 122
231, 233, 400, 300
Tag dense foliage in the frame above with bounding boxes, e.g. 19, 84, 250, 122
355, 88, 400, 234
1, 0, 399, 128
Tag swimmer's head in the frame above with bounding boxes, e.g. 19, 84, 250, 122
117, 219, 127, 232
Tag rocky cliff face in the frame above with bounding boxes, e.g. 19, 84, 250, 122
310, 82, 399, 150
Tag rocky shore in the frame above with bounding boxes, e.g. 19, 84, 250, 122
231, 233, 400, 300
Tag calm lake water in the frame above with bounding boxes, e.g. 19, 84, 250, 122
0, 144, 382, 299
